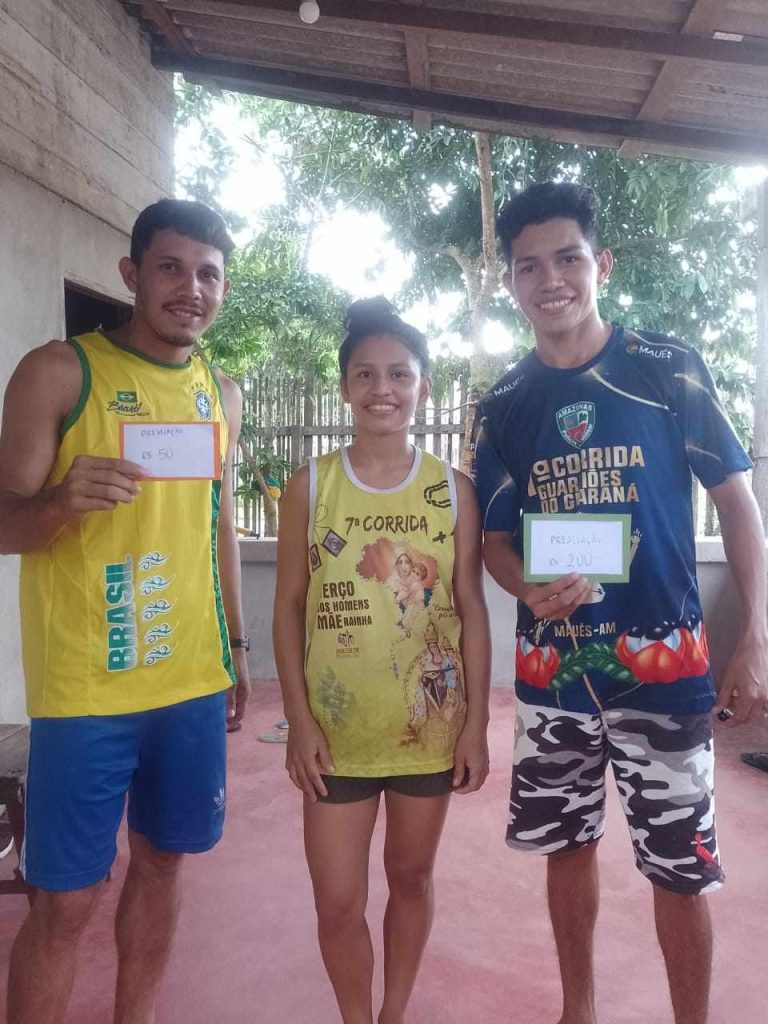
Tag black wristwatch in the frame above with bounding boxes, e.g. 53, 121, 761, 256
229, 636, 250, 652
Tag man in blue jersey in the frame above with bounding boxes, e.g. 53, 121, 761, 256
476, 182, 768, 1024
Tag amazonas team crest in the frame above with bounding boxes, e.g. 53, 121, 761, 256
556, 402, 595, 448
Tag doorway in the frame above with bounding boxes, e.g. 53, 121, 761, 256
64, 282, 132, 337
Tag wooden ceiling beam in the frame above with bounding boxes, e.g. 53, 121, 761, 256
683, 0, 729, 35
158, 0, 768, 69
138, 0, 196, 54
404, 28, 432, 130
151, 47, 768, 160
619, 0, 723, 159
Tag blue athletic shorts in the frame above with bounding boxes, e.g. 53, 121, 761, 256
22, 691, 227, 892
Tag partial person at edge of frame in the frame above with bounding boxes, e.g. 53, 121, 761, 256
273, 295, 491, 1024
474, 180, 768, 1024
0, 197, 250, 1024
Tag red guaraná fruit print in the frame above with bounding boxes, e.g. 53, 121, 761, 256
681, 620, 710, 676
615, 620, 709, 684
516, 636, 561, 689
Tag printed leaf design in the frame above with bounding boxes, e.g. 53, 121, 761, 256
144, 623, 174, 645
139, 575, 175, 595
551, 643, 636, 691
141, 599, 174, 620
143, 644, 173, 666
139, 551, 169, 571
317, 667, 357, 726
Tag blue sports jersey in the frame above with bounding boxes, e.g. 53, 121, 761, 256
475, 324, 751, 715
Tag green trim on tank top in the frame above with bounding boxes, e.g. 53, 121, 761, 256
99, 329, 192, 370
210, 480, 236, 684
200, 352, 227, 427
198, 353, 228, 478
60, 337, 92, 437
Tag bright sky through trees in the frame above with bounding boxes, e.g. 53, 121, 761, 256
175, 92, 767, 362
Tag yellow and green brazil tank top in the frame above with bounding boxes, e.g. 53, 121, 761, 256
20, 331, 234, 718
305, 447, 467, 777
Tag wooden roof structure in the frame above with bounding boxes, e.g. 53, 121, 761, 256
120, 1, 768, 163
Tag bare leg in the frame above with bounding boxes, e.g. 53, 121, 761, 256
547, 843, 599, 1024
113, 829, 184, 1024
378, 790, 451, 1024
7, 882, 104, 1024
653, 887, 712, 1024
304, 795, 380, 1024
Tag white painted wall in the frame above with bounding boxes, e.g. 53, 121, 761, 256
0, 0, 174, 721
240, 538, 742, 688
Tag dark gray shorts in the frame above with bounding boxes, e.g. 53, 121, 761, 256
508, 702, 724, 896
318, 768, 454, 804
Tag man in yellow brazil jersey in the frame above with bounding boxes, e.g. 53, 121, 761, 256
0, 199, 250, 1024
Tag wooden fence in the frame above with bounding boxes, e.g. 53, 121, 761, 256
232, 371, 722, 538
234, 371, 470, 535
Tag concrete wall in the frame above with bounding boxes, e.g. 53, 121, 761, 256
241, 538, 743, 688
0, 0, 174, 722
0, 0, 174, 235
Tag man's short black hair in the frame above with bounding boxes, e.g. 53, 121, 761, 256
496, 182, 599, 263
130, 198, 236, 265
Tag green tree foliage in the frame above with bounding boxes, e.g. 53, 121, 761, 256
199, 214, 348, 537
177, 79, 758, 454
175, 82, 247, 234
176, 83, 352, 535
202, 212, 348, 381
239, 96, 758, 443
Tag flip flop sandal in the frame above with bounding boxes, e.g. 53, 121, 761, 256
274, 718, 289, 730
258, 731, 288, 743
740, 752, 768, 773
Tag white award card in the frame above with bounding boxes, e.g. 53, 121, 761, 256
523, 513, 631, 582
120, 422, 221, 480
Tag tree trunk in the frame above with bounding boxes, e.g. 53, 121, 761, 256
752, 178, 768, 532
238, 439, 278, 538
467, 130, 501, 395
462, 131, 502, 473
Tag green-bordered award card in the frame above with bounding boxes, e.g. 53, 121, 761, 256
523, 513, 632, 583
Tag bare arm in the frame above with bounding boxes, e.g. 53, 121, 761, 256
215, 370, 251, 726
710, 471, 768, 723
482, 530, 592, 621
451, 470, 491, 794
0, 342, 143, 554
273, 466, 332, 800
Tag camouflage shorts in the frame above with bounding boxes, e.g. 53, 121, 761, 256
507, 702, 724, 895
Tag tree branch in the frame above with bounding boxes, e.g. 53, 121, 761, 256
426, 243, 482, 306
472, 130, 501, 320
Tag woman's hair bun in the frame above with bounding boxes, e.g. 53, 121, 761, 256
338, 295, 430, 375
342, 296, 400, 335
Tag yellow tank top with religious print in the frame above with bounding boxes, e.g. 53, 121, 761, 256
305, 447, 467, 776
20, 331, 234, 717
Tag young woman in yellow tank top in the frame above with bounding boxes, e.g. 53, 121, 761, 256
274, 297, 491, 1024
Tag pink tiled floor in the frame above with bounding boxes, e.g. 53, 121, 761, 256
1, 684, 766, 1023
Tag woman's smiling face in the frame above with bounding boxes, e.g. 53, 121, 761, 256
341, 334, 428, 436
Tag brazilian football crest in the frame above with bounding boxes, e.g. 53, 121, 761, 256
195, 389, 212, 421
556, 402, 595, 448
